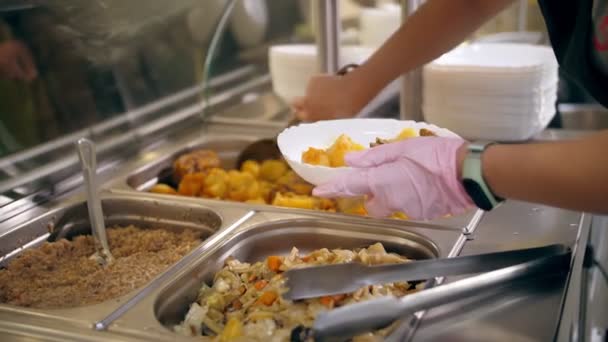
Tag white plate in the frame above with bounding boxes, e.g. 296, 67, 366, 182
277, 119, 460, 186
428, 43, 557, 72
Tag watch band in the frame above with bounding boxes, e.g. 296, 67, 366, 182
461, 141, 503, 211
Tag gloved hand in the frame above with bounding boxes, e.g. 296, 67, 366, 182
312, 137, 474, 220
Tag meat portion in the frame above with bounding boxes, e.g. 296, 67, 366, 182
173, 149, 221, 183
0, 225, 201, 309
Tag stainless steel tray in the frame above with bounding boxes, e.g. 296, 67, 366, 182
106, 212, 462, 341
107, 134, 475, 229
126, 136, 257, 191
0, 193, 253, 326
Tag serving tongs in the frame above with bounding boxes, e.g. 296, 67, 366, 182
286, 244, 571, 342
76, 138, 114, 266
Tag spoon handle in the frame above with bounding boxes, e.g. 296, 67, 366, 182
77, 138, 113, 264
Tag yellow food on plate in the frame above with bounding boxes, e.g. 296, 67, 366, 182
327, 134, 365, 167
302, 129, 436, 168
301, 147, 330, 166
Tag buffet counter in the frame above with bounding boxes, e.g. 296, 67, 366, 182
0, 104, 596, 341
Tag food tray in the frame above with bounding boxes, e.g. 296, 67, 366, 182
0, 193, 252, 325
114, 136, 474, 229
103, 213, 463, 341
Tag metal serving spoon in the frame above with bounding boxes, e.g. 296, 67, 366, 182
76, 138, 113, 266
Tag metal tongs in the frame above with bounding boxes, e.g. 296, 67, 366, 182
285, 244, 571, 342
76, 138, 113, 266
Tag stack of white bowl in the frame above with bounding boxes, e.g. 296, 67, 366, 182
422, 43, 559, 141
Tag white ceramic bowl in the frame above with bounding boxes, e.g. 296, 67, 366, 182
269, 44, 374, 103
277, 119, 460, 186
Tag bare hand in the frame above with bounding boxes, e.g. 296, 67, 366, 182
292, 73, 367, 122
0, 40, 37, 82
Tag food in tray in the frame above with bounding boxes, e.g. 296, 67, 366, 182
0, 225, 201, 309
172, 149, 221, 183
175, 243, 423, 341
149, 148, 409, 219
302, 128, 437, 165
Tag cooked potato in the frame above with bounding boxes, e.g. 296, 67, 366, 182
258, 180, 275, 203
227, 171, 260, 202
301, 147, 330, 167
394, 128, 419, 141
326, 134, 365, 167
178, 173, 206, 196
259, 160, 288, 182
202, 168, 228, 198
240, 160, 260, 178
276, 171, 313, 196
149, 183, 178, 195
272, 192, 317, 210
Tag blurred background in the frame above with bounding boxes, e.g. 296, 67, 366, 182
0, 0, 599, 160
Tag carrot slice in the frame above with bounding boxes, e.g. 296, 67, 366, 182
254, 280, 268, 290
320, 296, 334, 308
267, 256, 282, 272
256, 291, 278, 306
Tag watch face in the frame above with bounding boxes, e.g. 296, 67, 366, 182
462, 178, 493, 211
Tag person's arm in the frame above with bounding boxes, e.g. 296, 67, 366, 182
313, 131, 608, 220
464, 130, 608, 214
295, 0, 515, 121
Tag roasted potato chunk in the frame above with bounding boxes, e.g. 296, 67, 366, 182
240, 160, 260, 178
259, 160, 288, 182
301, 147, 331, 167
326, 134, 365, 167
178, 173, 206, 196
272, 192, 317, 210
201, 168, 228, 198
227, 170, 260, 202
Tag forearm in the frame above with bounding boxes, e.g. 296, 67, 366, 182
349, 0, 514, 103
480, 131, 608, 214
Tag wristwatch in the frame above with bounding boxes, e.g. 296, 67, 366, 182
461, 141, 504, 211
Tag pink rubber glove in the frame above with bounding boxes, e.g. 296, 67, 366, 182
312, 137, 474, 220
